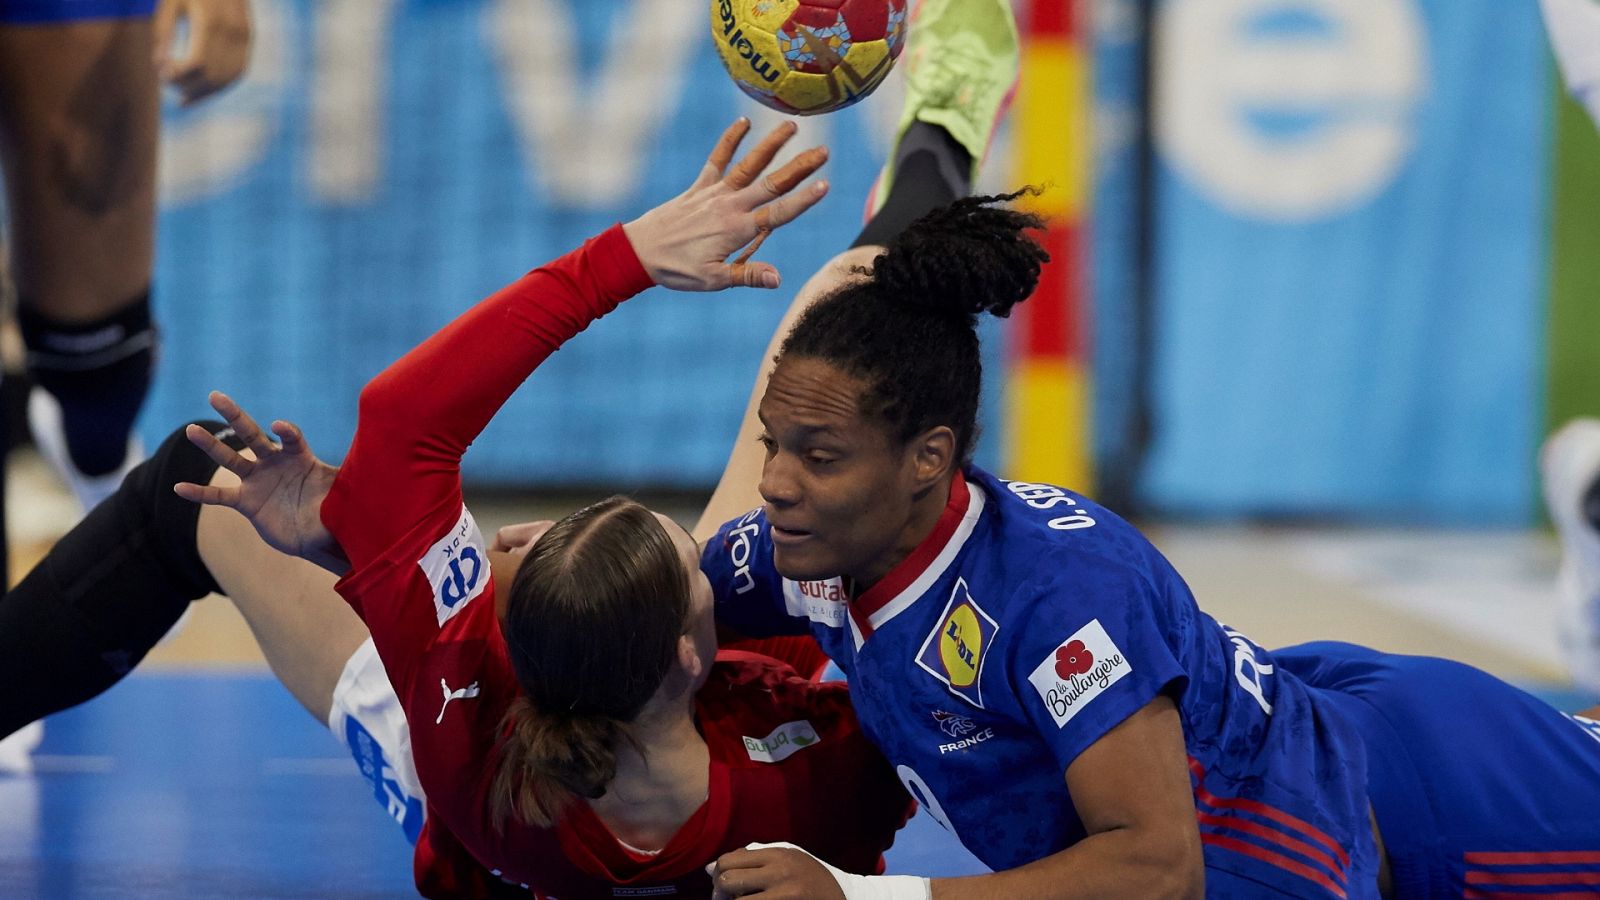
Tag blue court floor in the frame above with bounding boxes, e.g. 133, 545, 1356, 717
0, 672, 987, 899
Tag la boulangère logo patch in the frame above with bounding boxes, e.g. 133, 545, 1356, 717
1027, 619, 1132, 728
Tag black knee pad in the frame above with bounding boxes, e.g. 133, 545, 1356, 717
20, 289, 158, 476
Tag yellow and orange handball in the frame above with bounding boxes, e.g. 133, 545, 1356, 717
711, 0, 908, 115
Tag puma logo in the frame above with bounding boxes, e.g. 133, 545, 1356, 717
436, 678, 481, 725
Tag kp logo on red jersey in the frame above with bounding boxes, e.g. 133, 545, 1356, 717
420, 505, 489, 626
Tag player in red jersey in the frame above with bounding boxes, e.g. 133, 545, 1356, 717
158, 118, 907, 897
0, 122, 910, 897
0, 407, 900, 898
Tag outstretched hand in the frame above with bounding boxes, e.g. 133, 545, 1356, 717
173, 391, 349, 573
624, 118, 830, 292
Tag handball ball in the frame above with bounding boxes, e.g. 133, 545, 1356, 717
712, 0, 909, 116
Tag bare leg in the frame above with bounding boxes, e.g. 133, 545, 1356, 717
197, 463, 367, 725
0, 18, 162, 512
0, 18, 158, 319
1578, 705, 1600, 720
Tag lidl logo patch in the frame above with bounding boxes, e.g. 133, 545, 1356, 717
940, 604, 983, 687
915, 579, 998, 709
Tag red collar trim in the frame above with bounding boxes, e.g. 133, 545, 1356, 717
850, 471, 970, 634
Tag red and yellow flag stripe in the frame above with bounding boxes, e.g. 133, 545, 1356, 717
1004, 0, 1092, 489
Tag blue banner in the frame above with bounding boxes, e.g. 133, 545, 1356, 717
1141, 0, 1551, 523
146, 0, 1006, 488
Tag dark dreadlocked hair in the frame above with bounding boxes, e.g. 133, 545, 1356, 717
777, 188, 1049, 464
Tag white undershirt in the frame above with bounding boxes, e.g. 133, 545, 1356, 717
614, 835, 664, 857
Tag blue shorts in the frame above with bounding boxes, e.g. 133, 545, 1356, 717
0, 0, 154, 25
1276, 642, 1600, 898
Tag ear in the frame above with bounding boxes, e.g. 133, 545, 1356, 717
905, 425, 957, 490
677, 632, 704, 681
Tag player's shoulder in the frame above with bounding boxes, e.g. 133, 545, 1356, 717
969, 467, 1170, 590
706, 506, 768, 547
333, 496, 499, 631
701, 507, 775, 580
701, 651, 852, 717
959, 469, 1186, 640
696, 652, 858, 762
971, 466, 1127, 545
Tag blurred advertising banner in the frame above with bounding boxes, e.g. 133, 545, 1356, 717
146, 0, 943, 488
1138, 0, 1554, 523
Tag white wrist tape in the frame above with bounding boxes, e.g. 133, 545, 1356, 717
742, 842, 932, 900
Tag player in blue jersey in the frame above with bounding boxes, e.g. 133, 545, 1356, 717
687, 153, 1600, 900
684, 6, 1600, 898
695, 203, 1600, 898
0, 0, 252, 512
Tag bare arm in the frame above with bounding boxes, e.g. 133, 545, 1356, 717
712, 696, 1203, 899
930, 696, 1203, 899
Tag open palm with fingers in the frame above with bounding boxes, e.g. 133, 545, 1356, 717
173, 390, 348, 572
623, 118, 830, 292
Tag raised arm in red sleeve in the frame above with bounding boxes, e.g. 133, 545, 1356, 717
322, 225, 653, 570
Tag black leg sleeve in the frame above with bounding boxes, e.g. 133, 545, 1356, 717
0, 420, 242, 738
852, 121, 974, 249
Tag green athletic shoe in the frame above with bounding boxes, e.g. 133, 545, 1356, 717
866, 0, 1022, 216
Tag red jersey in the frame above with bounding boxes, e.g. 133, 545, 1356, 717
321, 226, 911, 898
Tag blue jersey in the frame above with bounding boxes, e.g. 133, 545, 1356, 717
704, 466, 1380, 898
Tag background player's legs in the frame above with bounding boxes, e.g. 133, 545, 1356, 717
1540, 418, 1600, 695
0, 17, 161, 512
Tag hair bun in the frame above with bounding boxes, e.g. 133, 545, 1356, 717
871, 188, 1050, 319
